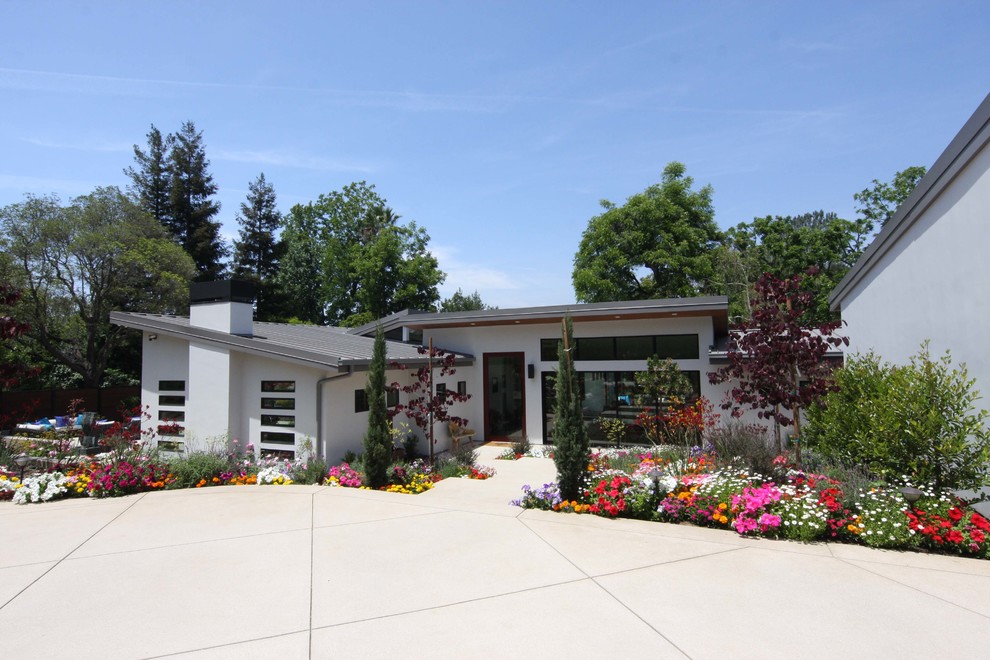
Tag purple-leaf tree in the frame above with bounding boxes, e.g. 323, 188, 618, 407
389, 342, 471, 463
708, 268, 848, 461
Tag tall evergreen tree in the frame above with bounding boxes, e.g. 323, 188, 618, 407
125, 124, 173, 229
362, 326, 392, 489
125, 121, 227, 281
232, 173, 284, 320
168, 121, 226, 281
553, 315, 590, 500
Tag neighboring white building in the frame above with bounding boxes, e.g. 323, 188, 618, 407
112, 282, 748, 462
829, 91, 990, 400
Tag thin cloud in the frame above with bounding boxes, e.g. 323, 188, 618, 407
779, 39, 846, 53
0, 173, 95, 198
213, 148, 377, 174
21, 136, 132, 153
432, 244, 522, 296
0, 67, 515, 113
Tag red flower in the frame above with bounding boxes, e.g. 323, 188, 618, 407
947, 507, 964, 522
945, 530, 964, 544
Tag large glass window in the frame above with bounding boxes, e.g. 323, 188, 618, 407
540, 334, 699, 362
656, 334, 699, 359
541, 369, 701, 444
616, 336, 654, 360
576, 337, 614, 361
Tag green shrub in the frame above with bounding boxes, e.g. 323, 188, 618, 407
806, 345, 990, 490
168, 451, 232, 489
293, 457, 328, 485
435, 457, 467, 479
511, 435, 531, 457
449, 441, 477, 468
402, 434, 419, 459
708, 422, 776, 475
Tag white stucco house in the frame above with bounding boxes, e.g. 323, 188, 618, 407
111, 281, 748, 462
829, 91, 990, 401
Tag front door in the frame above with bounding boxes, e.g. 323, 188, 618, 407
483, 353, 525, 441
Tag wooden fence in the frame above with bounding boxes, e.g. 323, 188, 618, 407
0, 386, 141, 425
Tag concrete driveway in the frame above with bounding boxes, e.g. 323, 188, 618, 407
2, 445, 989, 659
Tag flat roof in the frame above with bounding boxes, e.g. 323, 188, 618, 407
350, 296, 730, 336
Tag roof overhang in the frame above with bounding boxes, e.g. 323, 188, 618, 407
110, 312, 474, 373
352, 296, 730, 337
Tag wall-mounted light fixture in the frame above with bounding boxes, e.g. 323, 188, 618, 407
148, 333, 158, 341
527, 364, 535, 379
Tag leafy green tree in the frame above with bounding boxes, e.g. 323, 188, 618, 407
362, 326, 392, 489
806, 345, 990, 490
854, 166, 927, 231
124, 124, 172, 227
168, 121, 226, 281
573, 162, 722, 302
0, 187, 196, 387
277, 204, 325, 324
721, 212, 867, 322
232, 173, 284, 320
635, 356, 694, 414
279, 183, 445, 326
439, 289, 493, 312
553, 316, 590, 500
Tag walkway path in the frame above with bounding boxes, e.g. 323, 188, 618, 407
1, 445, 988, 658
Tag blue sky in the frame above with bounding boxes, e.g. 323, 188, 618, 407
2, 1, 988, 308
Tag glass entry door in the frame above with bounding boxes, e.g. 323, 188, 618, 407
484, 353, 525, 441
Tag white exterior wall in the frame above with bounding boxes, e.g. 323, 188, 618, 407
841, 141, 990, 399
189, 301, 253, 335
237, 356, 327, 458
319, 367, 416, 463
186, 342, 235, 452
141, 333, 189, 447
425, 315, 733, 444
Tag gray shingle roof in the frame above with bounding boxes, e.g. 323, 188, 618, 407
110, 312, 471, 371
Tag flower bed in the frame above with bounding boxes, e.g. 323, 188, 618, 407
512, 450, 990, 560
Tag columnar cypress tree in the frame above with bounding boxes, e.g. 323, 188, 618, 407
553, 315, 590, 500
363, 326, 392, 488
